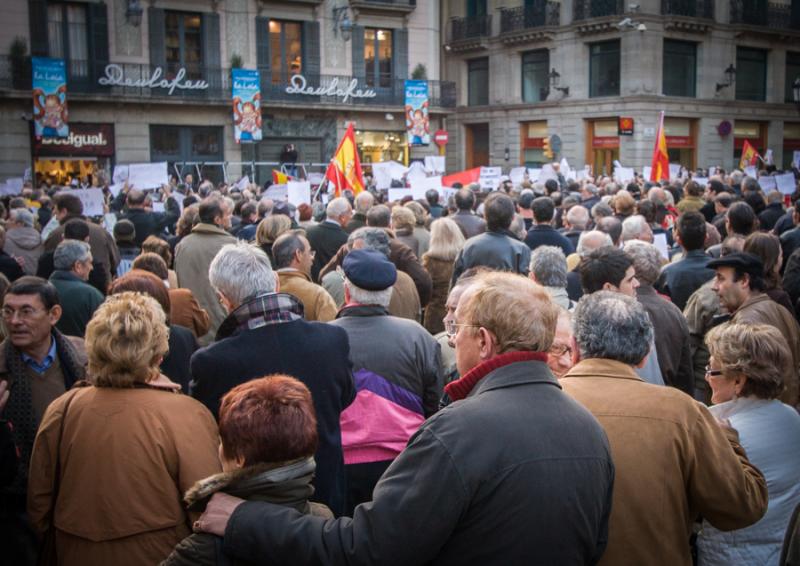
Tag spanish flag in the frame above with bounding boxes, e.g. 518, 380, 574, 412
325, 123, 364, 196
739, 140, 760, 170
272, 170, 293, 184
649, 111, 669, 182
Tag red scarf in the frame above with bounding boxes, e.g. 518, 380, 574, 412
444, 351, 548, 402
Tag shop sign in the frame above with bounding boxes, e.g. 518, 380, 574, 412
434, 130, 449, 147
618, 117, 634, 136
666, 136, 693, 148
285, 74, 376, 103
592, 136, 619, 149
34, 123, 115, 157
98, 64, 209, 94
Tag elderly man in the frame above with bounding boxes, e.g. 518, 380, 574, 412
450, 188, 486, 239
190, 242, 354, 516
708, 252, 800, 407
346, 191, 374, 233
567, 230, 613, 301
562, 204, 590, 250
114, 187, 178, 246
4, 209, 42, 276
331, 249, 441, 515
306, 197, 352, 282
451, 193, 531, 285
620, 215, 653, 244
174, 196, 236, 345
580, 183, 601, 211
196, 271, 614, 564
48, 240, 103, 338
272, 231, 337, 322
655, 211, 714, 310
529, 245, 573, 310
624, 241, 693, 395
0, 277, 87, 560
560, 291, 768, 566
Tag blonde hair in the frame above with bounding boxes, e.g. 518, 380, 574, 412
391, 205, 416, 231
403, 201, 427, 226
459, 272, 557, 354
256, 215, 292, 246
424, 217, 465, 262
706, 323, 790, 399
86, 292, 169, 387
612, 190, 635, 216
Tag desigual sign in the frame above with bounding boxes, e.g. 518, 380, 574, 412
285, 74, 377, 103
98, 64, 209, 94
34, 123, 115, 157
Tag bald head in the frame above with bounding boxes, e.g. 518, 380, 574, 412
576, 230, 613, 258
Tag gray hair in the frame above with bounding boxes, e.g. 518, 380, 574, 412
583, 183, 599, 196
621, 215, 649, 242
9, 208, 34, 227
326, 197, 352, 219
530, 246, 568, 288
573, 290, 653, 366
209, 242, 276, 306
730, 170, 743, 186
345, 280, 393, 308
742, 176, 760, 193
566, 205, 589, 230
591, 201, 613, 220
54, 239, 91, 271
576, 230, 613, 258
354, 191, 374, 214
622, 240, 662, 286
348, 227, 391, 257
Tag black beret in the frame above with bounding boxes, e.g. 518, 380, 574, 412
343, 249, 397, 291
707, 252, 764, 278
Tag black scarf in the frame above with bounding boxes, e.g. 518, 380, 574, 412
1, 330, 85, 495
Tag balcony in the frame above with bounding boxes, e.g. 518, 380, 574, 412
730, 0, 800, 31
573, 0, 624, 20
350, 0, 416, 15
448, 14, 492, 43
661, 0, 714, 19
500, 2, 560, 35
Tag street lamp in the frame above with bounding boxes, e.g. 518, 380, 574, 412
333, 5, 353, 42
548, 68, 570, 97
715, 64, 736, 93
125, 0, 143, 27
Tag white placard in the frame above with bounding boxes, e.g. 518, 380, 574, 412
406, 161, 427, 184
72, 188, 105, 217
424, 156, 445, 174
370, 162, 397, 190
538, 164, 558, 183
1, 178, 24, 195
793, 151, 800, 169
559, 157, 571, 176
410, 175, 442, 200
642, 166, 652, 181
527, 168, 542, 182
235, 176, 250, 191
151, 201, 166, 213
758, 176, 777, 192
307, 172, 325, 186
112, 165, 129, 185
441, 187, 459, 203
479, 167, 502, 190
708, 167, 717, 178
388, 188, 412, 202
693, 177, 708, 187
614, 167, 634, 184
287, 181, 311, 206
108, 182, 125, 197
575, 170, 588, 182
264, 184, 288, 201
668, 163, 681, 180
128, 162, 168, 190
744, 166, 757, 178
776, 173, 797, 195
653, 232, 670, 261
509, 167, 527, 185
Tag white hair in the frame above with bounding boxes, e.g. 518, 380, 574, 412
345, 279, 392, 308
326, 197, 352, 219
621, 215, 649, 242
576, 230, 613, 257
209, 242, 276, 307
54, 240, 91, 271
10, 208, 34, 228
354, 191, 374, 214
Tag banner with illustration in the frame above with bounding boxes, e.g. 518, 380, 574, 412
231, 68, 262, 143
404, 80, 430, 146
32, 57, 68, 138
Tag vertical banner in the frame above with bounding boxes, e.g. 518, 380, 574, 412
32, 57, 69, 138
404, 80, 430, 146
231, 68, 262, 143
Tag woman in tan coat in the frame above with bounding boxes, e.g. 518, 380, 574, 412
27, 292, 221, 566
422, 218, 465, 334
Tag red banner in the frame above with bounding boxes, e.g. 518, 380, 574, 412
442, 167, 481, 187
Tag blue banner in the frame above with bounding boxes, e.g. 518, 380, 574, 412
32, 57, 68, 138
404, 80, 430, 146
232, 68, 262, 143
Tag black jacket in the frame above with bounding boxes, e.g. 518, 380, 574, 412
221, 359, 615, 566
524, 224, 575, 256
161, 324, 198, 393
305, 221, 348, 282
759, 202, 785, 232
190, 316, 355, 517
118, 207, 179, 246
655, 249, 715, 311
450, 210, 486, 240
0, 252, 24, 283
451, 231, 531, 287
36, 250, 109, 296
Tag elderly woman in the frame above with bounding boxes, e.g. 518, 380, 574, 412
162, 374, 331, 565
404, 201, 430, 257
142, 235, 179, 289
422, 218, 465, 334
697, 323, 800, 565
27, 292, 220, 565
256, 214, 293, 263
391, 205, 419, 257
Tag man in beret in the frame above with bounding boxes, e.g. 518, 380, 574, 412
709, 252, 800, 406
328, 249, 442, 515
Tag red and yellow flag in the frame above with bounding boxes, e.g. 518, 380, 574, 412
272, 170, 293, 184
650, 111, 669, 182
739, 140, 760, 170
325, 123, 364, 196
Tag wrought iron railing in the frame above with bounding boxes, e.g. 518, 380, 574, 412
500, 1, 560, 33
573, 0, 624, 20
661, 0, 715, 19
354, 0, 416, 5
730, 0, 800, 29
449, 14, 493, 42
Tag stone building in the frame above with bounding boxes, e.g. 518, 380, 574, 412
0, 0, 454, 185
441, 0, 800, 175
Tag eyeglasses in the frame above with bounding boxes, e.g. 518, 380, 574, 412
2, 306, 47, 320
444, 320, 479, 338
704, 366, 724, 378
549, 343, 572, 358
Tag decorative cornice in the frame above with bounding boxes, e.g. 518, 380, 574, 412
448, 39, 489, 53
663, 18, 713, 34
496, 29, 555, 46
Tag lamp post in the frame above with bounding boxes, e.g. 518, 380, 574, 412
548, 68, 570, 97
332, 5, 353, 42
126, 0, 143, 27
715, 64, 736, 93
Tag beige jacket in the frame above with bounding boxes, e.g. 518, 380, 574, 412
277, 269, 337, 322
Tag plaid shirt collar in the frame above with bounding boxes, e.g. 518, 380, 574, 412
216, 292, 305, 341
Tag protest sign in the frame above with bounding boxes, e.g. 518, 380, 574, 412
424, 156, 445, 174
479, 167, 502, 190
113, 165, 129, 185
793, 151, 800, 169
287, 181, 311, 206
744, 166, 757, 178
693, 177, 708, 187
410, 176, 442, 200
614, 167, 634, 184
406, 161, 427, 184
668, 163, 681, 180
264, 184, 288, 201
388, 188, 412, 202
758, 176, 777, 192
72, 188, 105, 217
653, 232, 670, 261
776, 173, 797, 195
509, 167, 526, 185
642, 166, 652, 181
527, 168, 542, 182
538, 164, 558, 183
128, 162, 168, 189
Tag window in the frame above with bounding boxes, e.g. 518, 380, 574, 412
467, 0, 488, 17
468, 57, 489, 106
151, 125, 224, 183
589, 40, 620, 98
365, 29, 393, 88
786, 51, 800, 103
522, 50, 549, 103
663, 40, 696, 97
47, 3, 89, 79
521, 121, 548, 167
269, 20, 303, 84
735, 47, 768, 101
165, 11, 203, 79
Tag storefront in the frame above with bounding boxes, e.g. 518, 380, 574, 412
586, 119, 619, 177
664, 118, 697, 170
783, 122, 800, 170
734, 120, 768, 164
32, 123, 115, 187
520, 121, 548, 167
356, 130, 408, 165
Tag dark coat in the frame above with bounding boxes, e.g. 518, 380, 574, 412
524, 224, 575, 256
783, 248, 800, 310
450, 210, 486, 240
190, 318, 355, 517
305, 221, 348, 282
0, 251, 24, 282
220, 359, 615, 565
44, 216, 120, 277
37, 250, 109, 296
161, 325, 198, 393
655, 249, 715, 311
567, 269, 584, 302
759, 203, 785, 232
781, 228, 800, 267
345, 213, 367, 234
49, 270, 104, 337
118, 208, 177, 246
451, 231, 531, 286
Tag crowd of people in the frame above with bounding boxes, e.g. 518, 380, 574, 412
1, 164, 800, 565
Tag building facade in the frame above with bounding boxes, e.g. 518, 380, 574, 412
442, 0, 800, 176
0, 0, 454, 185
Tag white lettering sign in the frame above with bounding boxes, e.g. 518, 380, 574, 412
98, 64, 209, 95
41, 132, 107, 148
285, 74, 377, 103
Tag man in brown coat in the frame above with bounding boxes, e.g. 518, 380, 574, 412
272, 232, 337, 322
561, 291, 768, 566
708, 252, 800, 407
